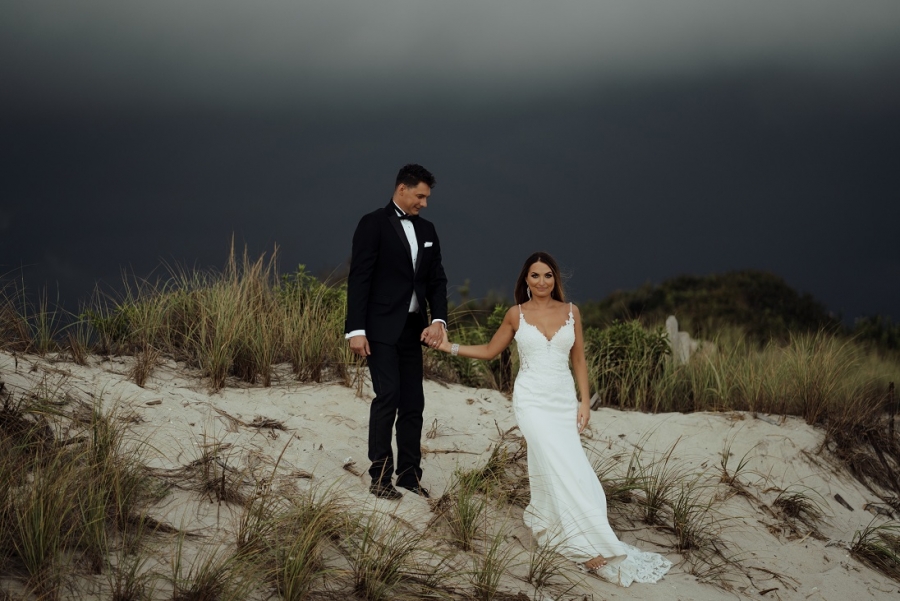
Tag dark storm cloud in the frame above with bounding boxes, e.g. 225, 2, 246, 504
2, 1, 900, 110
1, 1, 899, 323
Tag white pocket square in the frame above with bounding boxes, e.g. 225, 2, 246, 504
424, 241, 433, 248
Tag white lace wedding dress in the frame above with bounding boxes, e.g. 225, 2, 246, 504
513, 304, 672, 587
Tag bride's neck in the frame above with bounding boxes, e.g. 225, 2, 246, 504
528, 298, 555, 309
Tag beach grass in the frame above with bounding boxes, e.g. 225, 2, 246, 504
4, 246, 896, 433
850, 519, 900, 580
2, 248, 900, 596
0, 384, 157, 600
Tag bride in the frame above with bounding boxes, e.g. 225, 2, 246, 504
430, 251, 672, 586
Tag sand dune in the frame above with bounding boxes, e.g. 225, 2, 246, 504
1, 350, 898, 600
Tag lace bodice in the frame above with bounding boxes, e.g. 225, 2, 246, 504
514, 303, 575, 373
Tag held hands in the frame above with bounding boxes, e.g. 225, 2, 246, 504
577, 403, 591, 433
421, 324, 452, 353
438, 327, 451, 353
420, 322, 445, 349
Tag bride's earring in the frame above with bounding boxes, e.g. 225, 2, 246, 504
527, 288, 532, 300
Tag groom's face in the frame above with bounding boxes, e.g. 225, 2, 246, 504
395, 182, 432, 216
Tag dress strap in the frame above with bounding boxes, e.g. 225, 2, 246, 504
568, 302, 573, 319
518, 304, 524, 318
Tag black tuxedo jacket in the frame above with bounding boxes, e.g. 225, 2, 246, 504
345, 201, 448, 345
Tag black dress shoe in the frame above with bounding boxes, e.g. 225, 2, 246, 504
369, 482, 403, 500
397, 483, 430, 498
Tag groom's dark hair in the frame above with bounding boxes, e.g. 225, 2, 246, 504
395, 164, 436, 189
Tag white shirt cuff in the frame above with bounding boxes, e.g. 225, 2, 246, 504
345, 329, 366, 339
432, 319, 447, 329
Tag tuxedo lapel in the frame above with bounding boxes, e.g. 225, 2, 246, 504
385, 203, 413, 268
413, 218, 425, 274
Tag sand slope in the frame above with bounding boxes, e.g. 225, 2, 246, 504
1, 350, 898, 600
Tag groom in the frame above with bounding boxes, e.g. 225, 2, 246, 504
345, 164, 448, 500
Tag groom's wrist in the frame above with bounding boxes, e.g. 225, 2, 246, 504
432, 319, 447, 329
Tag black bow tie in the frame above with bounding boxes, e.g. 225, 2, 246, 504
398, 212, 418, 221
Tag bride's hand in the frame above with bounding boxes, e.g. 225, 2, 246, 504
577, 403, 591, 433
438, 328, 452, 353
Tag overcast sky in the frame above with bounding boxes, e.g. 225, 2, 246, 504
2, 0, 899, 323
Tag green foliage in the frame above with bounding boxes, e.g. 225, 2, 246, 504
584, 320, 670, 410
427, 303, 514, 390
580, 269, 841, 342
854, 315, 900, 351
83, 306, 136, 354
276, 264, 346, 308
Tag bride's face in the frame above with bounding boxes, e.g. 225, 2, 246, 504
527, 261, 555, 299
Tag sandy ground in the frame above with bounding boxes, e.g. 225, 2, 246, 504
1, 349, 899, 600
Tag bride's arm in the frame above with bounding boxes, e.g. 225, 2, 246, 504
436, 306, 517, 360
570, 305, 593, 432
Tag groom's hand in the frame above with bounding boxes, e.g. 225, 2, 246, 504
349, 335, 371, 357
420, 322, 445, 349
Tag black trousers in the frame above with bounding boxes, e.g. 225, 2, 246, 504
366, 313, 425, 487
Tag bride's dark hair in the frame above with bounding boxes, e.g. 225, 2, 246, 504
514, 252, 565, 305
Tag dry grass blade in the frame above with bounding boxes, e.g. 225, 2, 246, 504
269, 488, 345, 600
470, 523, 520, 601
186, 435, 248, 506
718, 435, 756, 490
8, 451, 75, 598
635, 442, 681, 525
526, 539, 577, 595
65, 328, 89, 366
685, 549, 744, 590
248, 416, 286, 430
108, 541, 157, 601
772, 486, 827, 532
670, 478, 716, 551
130, 345, 161, 388
430, 470, 487, 552
592, 451, 641, 511
0, 388, 158, 599
343, 511, 422, 601
459, 430, 529, 507
170, 535, 261, 601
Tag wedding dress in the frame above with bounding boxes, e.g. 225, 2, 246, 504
513, 304, 672, 587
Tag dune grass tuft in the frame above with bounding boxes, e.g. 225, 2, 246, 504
850, 520, 900, 580
772, 486, 828, 533
431, 469, 488, 552
0, 382, 158, 600
470, 522, 519, 601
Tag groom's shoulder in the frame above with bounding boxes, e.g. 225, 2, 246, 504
362, 205, 388, 218
356, 205, 389, 226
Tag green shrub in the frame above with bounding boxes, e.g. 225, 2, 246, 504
584, 320, 670, 410
427, 303, 514, 390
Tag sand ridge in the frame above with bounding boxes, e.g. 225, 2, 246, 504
1, 350, 898, 600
